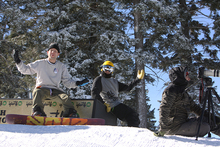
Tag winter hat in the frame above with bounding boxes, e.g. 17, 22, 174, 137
48, 43, 60, 53
169, 66, 188, 86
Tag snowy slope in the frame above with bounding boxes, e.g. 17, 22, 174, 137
0, 124, 219, 147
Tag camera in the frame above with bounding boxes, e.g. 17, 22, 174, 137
198, 67, 220, 78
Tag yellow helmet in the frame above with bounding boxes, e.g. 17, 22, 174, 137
101, 61, 114, 72
102, 61, 114, 67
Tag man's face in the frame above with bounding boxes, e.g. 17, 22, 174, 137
47, 48, 60, 60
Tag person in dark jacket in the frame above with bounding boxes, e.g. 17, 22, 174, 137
154, 66, 220, 137
91, 61, 144, 127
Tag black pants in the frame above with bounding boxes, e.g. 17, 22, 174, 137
112, 103, 140, 127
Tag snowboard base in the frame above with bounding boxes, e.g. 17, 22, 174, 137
6, 114, 105, 125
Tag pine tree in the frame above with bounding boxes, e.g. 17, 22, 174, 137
0, 1, 38, 98
1, 0, 157, 128
0, 0, 130, 97
4, 0, 220, 129
34, 1, 134, 98
114, 0, 220, 127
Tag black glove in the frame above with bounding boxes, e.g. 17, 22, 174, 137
76, 78, 89, 86
12, 49, 21, 64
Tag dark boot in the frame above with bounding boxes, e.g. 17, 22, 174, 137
63, 108, 79, 118
32, 106, 47, 117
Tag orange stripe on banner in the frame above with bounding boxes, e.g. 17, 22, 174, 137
61, 118, 71, 125
27, 116, 89, 125
44, 117, 62, 125
70, 118, 88, 125
27, 116, 44, 125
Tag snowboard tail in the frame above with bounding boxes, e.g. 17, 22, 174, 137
6, 114, 105, 125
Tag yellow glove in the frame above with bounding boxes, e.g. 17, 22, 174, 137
104, 103, 111, 113
137, 69, 144, 79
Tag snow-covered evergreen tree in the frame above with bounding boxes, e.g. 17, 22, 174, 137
4, 0, 220, 129
114, 0, 220, 127
1, 0, 157, 129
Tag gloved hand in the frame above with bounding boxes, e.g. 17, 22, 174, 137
154, 131, 165, 137
104, 103, 111, 113
76, 78, 89, 86
137, 69, 144, 79
12, 49, 21, 64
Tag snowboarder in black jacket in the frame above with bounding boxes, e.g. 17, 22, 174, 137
91, 61, 144, 127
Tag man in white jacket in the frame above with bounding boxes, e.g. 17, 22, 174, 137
13, 43, 88, 117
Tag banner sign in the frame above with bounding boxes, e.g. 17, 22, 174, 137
0, 99, 94, 124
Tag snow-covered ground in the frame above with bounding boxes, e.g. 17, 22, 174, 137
0, 124, 219, 147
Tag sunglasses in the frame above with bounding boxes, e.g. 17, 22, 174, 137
102, 65, 114, 72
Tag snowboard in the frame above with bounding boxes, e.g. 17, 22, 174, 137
6, 114, 105, 126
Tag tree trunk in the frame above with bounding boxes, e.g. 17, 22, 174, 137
133, 0, 147, 128
179, 0, 190, 38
